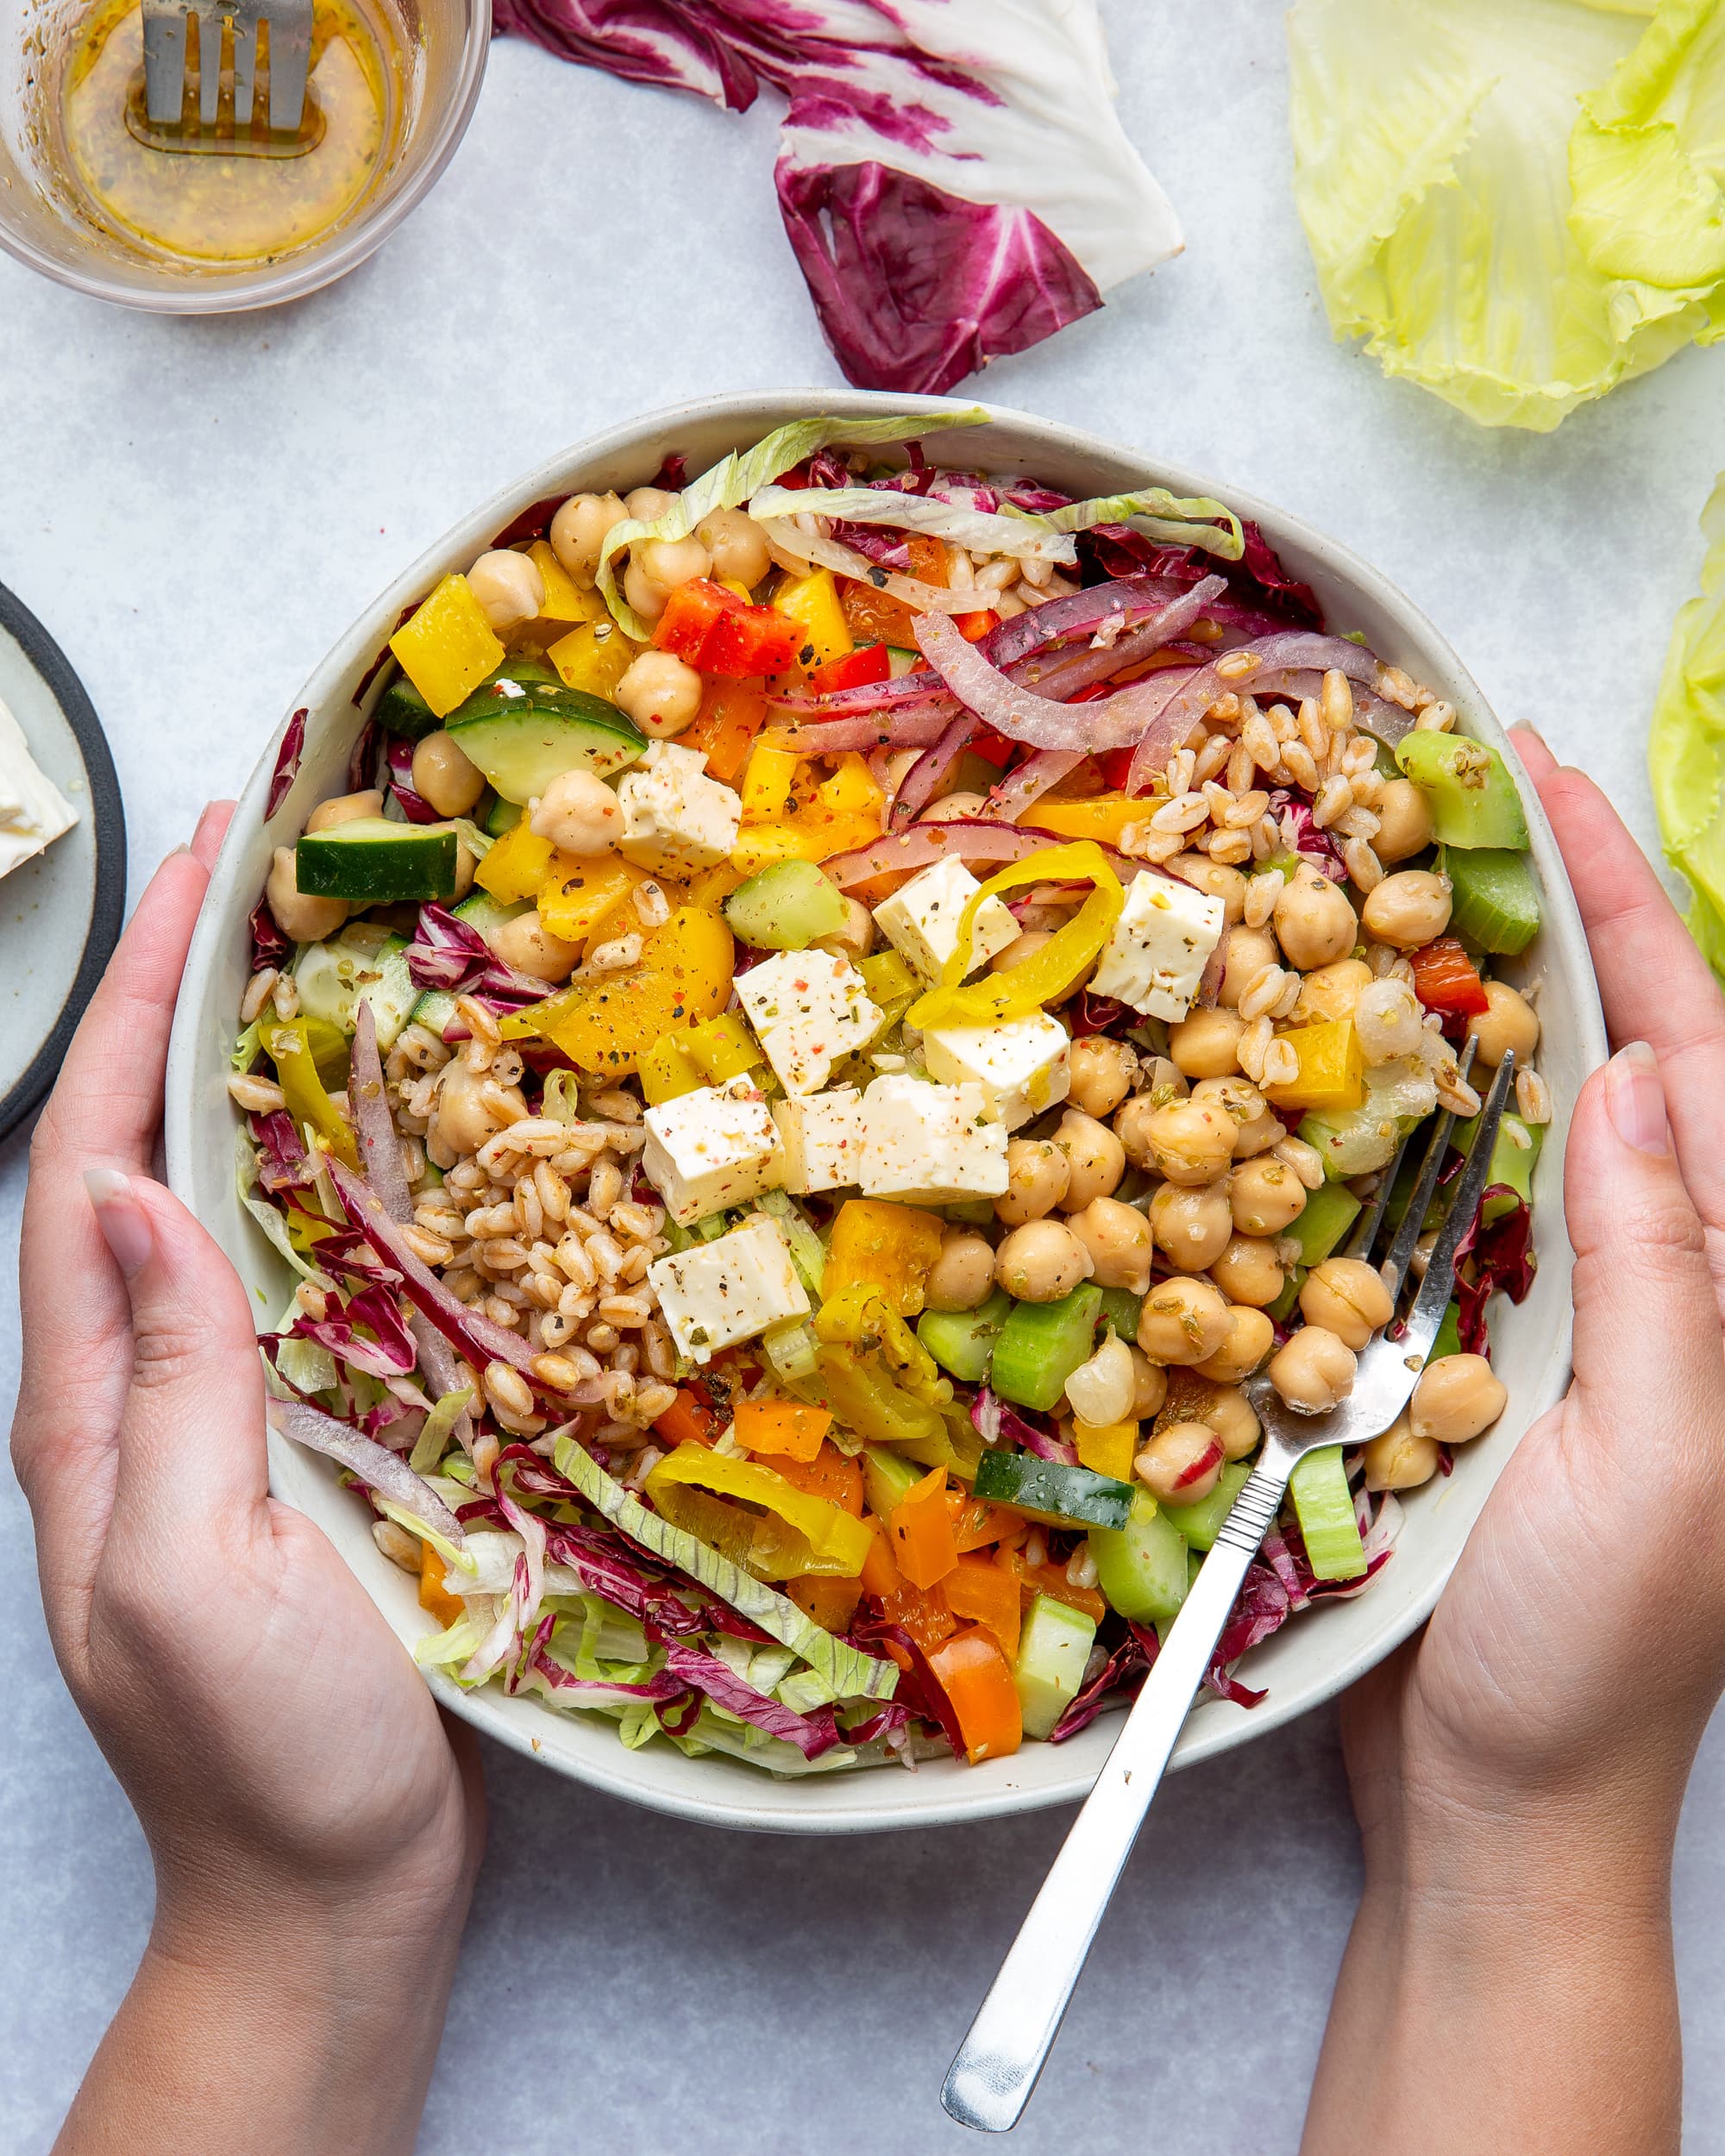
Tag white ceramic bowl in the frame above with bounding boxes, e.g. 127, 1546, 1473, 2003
166, 390, 1608, 1834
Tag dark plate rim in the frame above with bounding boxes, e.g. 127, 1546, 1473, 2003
0, 583, 127, 1145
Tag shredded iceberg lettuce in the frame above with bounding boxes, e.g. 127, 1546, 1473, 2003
1650, 469, 1725, 975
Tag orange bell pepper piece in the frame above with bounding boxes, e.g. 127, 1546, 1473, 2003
927, 1626, 1023, 1764
1000, 1547, 1107, 1626
774, 1442, 864, 1517
906, 535, 948, 586
943, 1553, 1022, 1659
788, 1575, 864, 1633
734, 1398, 833, 1464
418, 1542, 466, 1629
859, 1516, 904, 1599
683, 679, 768, 787
839, 577, 920, 649
949, 1491, 1026, 1554
822, 1198, 946, 1317
653, 1388, 720, 1451
889, 1464, 959, 1590
880, 1580, 956, 1656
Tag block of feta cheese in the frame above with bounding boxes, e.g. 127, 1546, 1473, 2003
871, 855, 1019, 983
735, 949, 884, 1095
856, 1074, 1008, 1202
649, 1217, 811, 1364
617, 741, 740, 876
642, 1075, 782, 1225
1090, 871, 1226, 1023
0, 695, 78, 881
922, 1012, 1071, 1130
772, 1087, 864, 1194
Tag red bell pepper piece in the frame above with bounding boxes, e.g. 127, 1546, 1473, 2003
652, 579, 800, 679
808, 642, 891, 696
1408, 936, 1490, 1016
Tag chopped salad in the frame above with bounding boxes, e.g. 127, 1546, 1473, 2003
234, 410, 1544, 1776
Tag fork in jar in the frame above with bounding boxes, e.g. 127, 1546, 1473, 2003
141, 0, 313, 134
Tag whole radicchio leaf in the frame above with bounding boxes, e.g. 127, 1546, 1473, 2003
266, 708, 307, 820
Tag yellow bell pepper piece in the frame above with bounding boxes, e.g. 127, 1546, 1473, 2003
823, 1199, 945, 1317
731, 824, 829, 874
390, 574, 504, 720
684, 1012, 762, 1084
536, 856, 647, 943
528, 540, 607, 627
907, 841, 1124, 1033
475, 820, 555, 904
686, 860, 747, 912
639, 1033, 704, 1106
645, 1442, 873, 1580
818, 752, 887, 823
547, 617, 638, 700
740, 743, 799, 823
261, 1018, 358, 1169
499, 905, 733, 1075
772, 568, 853, 672
1026, 794, 1148, 845
1263, 1019, 1366, 1114
1074, 1419, 1139, 1482
718, 577, 755, 603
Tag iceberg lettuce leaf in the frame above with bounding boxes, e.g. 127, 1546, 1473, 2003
1650, 471, 1725, 975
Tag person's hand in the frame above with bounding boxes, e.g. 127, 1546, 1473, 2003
13, 807, 485, 2156
1304, 732, 1725, 2155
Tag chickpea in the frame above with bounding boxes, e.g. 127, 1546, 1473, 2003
1361, 868, 1452, 950
1064, 1332, 1138, 1426
1274, 864, 1359, 971
1067, 1037, 1138, 1119
530, 768, 623, 854
265, 845, 347, 943
430, 1059, 525, 1167
1208, 1233, 1286, 1307
1195, 1305, 1275, 1384
813, 895, 875, 962
1127, 1347, 1167, 1421
1353, 976, 1424, 1066
1169, 1006, 1245, 1080
996, 1138, 1071, 1226
489, 907, 584, 984
1135, 1421, 1224, 1507
1066, 1197, 1155, 1293
995, 1219, 1093, 1302
1205, 1384, 1261, 1461
1167, 854, 1247, 924
304, 787, 383, 834
925, 1227, 996, 1313
1150, 1181, 1234, 1272
550, 491, 629, 588
1268, 1326, 1357, 1413
1053, 1109, 1126, 1211
1298, 1257, 1396, 1351
1142, 1100, 1236, 1187
622, 535, 711, 624
467, 548, 546, 634
1218, 924, 1278, 1009
1291, 957, 1372, 1026
1362, 1413, 1440, 1492
1466, 981, 1540, 1071
1372, 778, 1434, 864
411, 731, 486, 818
1230, 1155, 1308, 1237
924, 791, 991, 824
1191, 1075, 1282, 1158
1409, 1353, 1507, 1445
624, 486, 677, 522
615, 649, 704, 737
695, 507, 772, 589
1137, 1277, 1232, 1367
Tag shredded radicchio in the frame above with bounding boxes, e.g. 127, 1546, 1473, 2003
286, 1282, 417, 1381
970, 1387, 1076, 1464
265, 709, 307, 820
248, 895, 291, 971
1268, 789, 1349, 881
405, 905, 546, 1011
1453, 1186, 1536, 1355
1082, 519, 1324, 634
386, 739, 442, 824
250, 1109, 316, 1193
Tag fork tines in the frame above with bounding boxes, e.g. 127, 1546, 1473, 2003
141, 0, 312, 133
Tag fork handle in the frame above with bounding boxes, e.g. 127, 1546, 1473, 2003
940, 1450, 1294, 2134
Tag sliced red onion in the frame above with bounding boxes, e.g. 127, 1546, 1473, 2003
892, 712, 977, 827
825, 818, 1134, 893
267, 1395, 465, 1545
987, 749, 1084, 824
266, 708, 307, 821
1124, 630, 1381, 796
350, 1003, 413, 1223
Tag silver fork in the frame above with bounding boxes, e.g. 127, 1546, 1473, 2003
142, 0, 313, 133
941, 1047, 1517, 2134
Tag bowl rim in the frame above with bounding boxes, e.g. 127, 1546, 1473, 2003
0, 0, 492, 315
165, 387, 1608, 1834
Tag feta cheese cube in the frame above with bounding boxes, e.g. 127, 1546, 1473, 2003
1090, 871, 1226, 1022
856, 1074, 1008, 1203
922, 1013, 1071, 1130
0, 695, 78, 881
642, 1075, 782, 1225
871, 856, 1019, 983
771, 1087, 865, 1194
649, 1218, 810, 1364
617, 741, 740, 876
735, 950, 884, 1095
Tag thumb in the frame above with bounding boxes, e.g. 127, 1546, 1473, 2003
1563, 1044, 1721, 1414
85, 1169, 270, 1533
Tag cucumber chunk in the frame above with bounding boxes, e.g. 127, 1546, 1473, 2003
1095, 1285, 1143, 1341
862, 1445, 925, 1521
485, 796, 524, 839
408, 989, 457, 1041
1453, 1107, 1542, 1222
1160, 1461, 1253, 1552
292, 929, 416, 1050
296, 818, 459, 904
1013, 1593, 1098, 1740
1286, 1181, 1362, 1266
448, 667, 645, 801
971, 1451, 1135, 1531
724, 860, 846, 950
375, 672, 440, 741
918, 1288, 1012, 1384
1090, 1500, 1189, 1625
1440, 846, 1540, 955
989, 1284, 1103, 1412
1396, 731, 1529, 849
1288, 1446, 1367, 1581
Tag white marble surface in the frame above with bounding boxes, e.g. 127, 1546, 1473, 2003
5, 7, 1725, 2151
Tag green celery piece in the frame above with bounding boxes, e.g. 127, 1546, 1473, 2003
990, 1284, 1103, 1412
1161, 1462, 1253, 1552
1289, 1182, 1361, 1267
1429, 1300, 1464, 1362
1268, 1265, 1307, 1325
1289, 1446, 1367, 1582
918, 1288, 1011, 1384
862, 1445, 925, 1520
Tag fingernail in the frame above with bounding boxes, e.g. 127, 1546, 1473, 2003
1606, 1041, 1670, 1156
1511, 723, 1550, 755
85, 1167, 154, 1274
